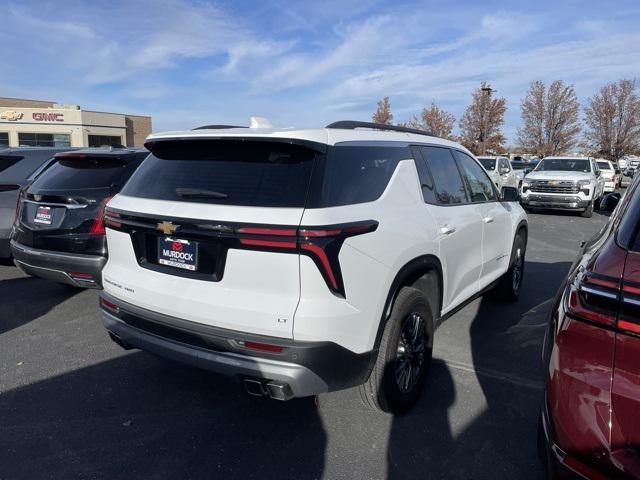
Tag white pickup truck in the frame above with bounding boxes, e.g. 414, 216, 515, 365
520, 156, 605, 218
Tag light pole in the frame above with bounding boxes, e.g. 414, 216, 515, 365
478, 86, 495, 156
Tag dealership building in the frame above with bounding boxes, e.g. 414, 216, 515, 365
0, 97, 152, 148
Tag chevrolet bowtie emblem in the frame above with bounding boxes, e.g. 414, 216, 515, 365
157, 221, 179, 235
550, 180, 558, 187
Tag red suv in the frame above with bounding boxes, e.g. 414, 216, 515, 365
540, 174, 640, 478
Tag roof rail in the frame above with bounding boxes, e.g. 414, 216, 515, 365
192, 125, 247, 130
326, 120, 434, 137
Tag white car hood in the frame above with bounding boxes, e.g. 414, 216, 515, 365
525, 171, 592, 181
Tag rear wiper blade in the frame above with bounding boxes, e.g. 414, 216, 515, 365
175, 188, 228, 199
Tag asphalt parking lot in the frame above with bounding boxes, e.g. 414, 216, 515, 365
0, 208, 611, 480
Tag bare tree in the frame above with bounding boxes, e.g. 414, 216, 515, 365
372, 97, 393, 124
398, 102, 456, 139
517, 80, 580, 157
458, 83, 506, 155
584, 79, 640, 161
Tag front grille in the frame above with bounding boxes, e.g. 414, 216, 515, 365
530, 181, 580, 194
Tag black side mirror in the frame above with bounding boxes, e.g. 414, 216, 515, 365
501, 186, 519, 202
600, 192, 621, 213
615, 169, 622, 175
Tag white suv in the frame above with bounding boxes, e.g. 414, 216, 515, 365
99, 120, 528, 413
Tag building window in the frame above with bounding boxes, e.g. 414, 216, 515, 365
0, 132, 8, 147
18, 133, 71, 147
88, 135, 123, 147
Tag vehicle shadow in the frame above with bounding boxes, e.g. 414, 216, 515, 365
0, 276, 81, 334
0, 351, 326, 480
387, 260, 571, 479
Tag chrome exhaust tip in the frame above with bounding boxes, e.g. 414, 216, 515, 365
266, 382, 293, 401
244, 378, 267, 397
108, 331, 133, 350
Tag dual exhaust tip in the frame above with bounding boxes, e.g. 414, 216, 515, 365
243, 378, 293, 401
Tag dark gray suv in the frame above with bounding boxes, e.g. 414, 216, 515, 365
0, 147, 78, 260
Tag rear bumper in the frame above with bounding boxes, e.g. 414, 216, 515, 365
521, 194, 589, 210
99, 292, 375, 398
10, 240, 106, 288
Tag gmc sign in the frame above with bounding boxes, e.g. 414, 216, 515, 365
32, 112, 64, 122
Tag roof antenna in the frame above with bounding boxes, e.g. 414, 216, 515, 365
250, 117, 274, 129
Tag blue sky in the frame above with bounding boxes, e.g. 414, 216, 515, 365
1, 0, 640, 143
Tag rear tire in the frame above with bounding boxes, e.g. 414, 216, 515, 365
359, 287, 434, 414
581, 201, 594, 218
493, 233, 525, 302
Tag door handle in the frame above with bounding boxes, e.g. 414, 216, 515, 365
483, 216, 494, 224
440, 225, 456, 235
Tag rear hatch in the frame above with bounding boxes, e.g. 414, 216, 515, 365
14, 152, 139, 255
103, 139, 322, 338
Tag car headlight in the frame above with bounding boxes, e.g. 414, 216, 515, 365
522, 181, 530, 188
577, 180, 591, 188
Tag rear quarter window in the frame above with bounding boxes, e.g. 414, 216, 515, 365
308, 144, 410, 207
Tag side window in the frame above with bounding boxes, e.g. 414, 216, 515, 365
420, 146, 467, 205
499, 158, 510, 172
411, 146, 437, 204
313, 145, 410, 207
453, 150, 498, 202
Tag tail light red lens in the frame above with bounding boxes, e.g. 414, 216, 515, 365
566, 272, 620, 327
566, 271, 640, 336
14, 187, 25, 225
241, 341, 284, 353
99, 297, 119, 314
103, 207, 121, 229
619, 283, 640, 334
237, 220, 378, 297
90, 196, 113, 235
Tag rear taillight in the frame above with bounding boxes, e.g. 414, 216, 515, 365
619, 283, 640, 334
566, 270, 620, 327
90, 196, 113, 235
103, 207, 121, 229
237, 220, 378, 297
14, 187, 25, 225
566, 270, 640, 336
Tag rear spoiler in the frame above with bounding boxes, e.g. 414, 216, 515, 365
54, 151, 144, 163
144, 136, 328, 155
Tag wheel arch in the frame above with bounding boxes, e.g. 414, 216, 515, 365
373, 255, 443, 351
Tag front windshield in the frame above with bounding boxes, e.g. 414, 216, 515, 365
597, 161, 611, 170
535, 158, 591, 173
478, 158, 496, 171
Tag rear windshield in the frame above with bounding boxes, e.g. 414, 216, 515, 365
29, 157, 129, 191
597, 161, 611, 170
535, 158, 591, 172
121, 140, 316, 208
477, 157, 496, 171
